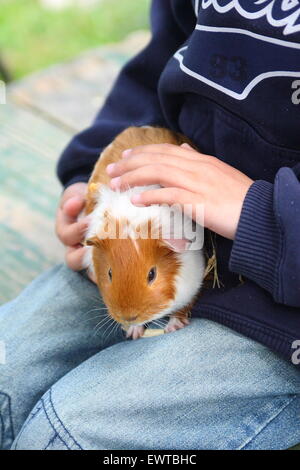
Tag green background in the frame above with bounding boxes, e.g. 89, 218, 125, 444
0, 0, 150, 79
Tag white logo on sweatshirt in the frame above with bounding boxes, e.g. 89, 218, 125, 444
291, 340, 300, 365
174, 24, 300, 100
196, 0, 300, 35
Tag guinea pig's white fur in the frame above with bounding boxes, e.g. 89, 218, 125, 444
84, 184, 205, 321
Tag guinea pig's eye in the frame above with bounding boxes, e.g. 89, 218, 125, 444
108, 268, 112, 281
147, 267, 157, 284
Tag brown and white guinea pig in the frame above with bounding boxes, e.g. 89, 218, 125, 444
83, 126, 206, 339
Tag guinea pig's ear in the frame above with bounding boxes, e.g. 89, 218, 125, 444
161, 238, 192, 253
85, 236, 100, 247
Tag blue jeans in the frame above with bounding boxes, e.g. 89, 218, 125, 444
0, 264, 299, 450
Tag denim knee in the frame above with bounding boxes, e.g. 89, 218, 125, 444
0, 264, 123, 448
12, 389, 82, 450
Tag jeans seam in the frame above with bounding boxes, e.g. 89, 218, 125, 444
0, 392, 15, 450
22, 403, 43, 431
43, 389, 82, 450
238, 394, 299, 450
13, 401, 67, 450
43, 432, 59, 450
12, 407, 45, 450
41, 396, 72, 450
0, 411, 4, 450
48, 389, 82, 450
29, 403, 43, 420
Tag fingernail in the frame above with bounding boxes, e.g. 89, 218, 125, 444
61, 196, 84, 210
110, 177, 121, 189
62, 195, 81, 209
122, 149, 132, 158
131, 194, 142, 205
106, 163, 116, 175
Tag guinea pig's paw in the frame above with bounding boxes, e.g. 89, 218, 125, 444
164, 316, 189, 334
126, 325, 145, 340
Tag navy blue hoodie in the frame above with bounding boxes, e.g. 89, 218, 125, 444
57, 0, 300, 366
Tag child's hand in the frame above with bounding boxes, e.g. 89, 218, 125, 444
106, 143, 253, 240
55, 182, 94, 279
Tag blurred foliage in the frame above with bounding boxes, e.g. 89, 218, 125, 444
0, 0, 150, 79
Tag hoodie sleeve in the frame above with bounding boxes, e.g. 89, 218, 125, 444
229, 164, 300, 308
57, 0, 188, 188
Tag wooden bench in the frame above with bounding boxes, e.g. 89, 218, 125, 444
0, 31, 149, 304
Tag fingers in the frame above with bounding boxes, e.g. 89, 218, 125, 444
62, 196, 86, 220
61, 182, 88, 200
131, 187, 205, 225
106, 144, 211, 179
59, 182, 87, 209
130, 186, 195, 205
65, 245, 87, 272
55, 182, 94, 275
181, 143, 195, 151
65, 245, 96, 283
130, 187, 202, 218
110, 165, 197, 193
122, 143, 201, 161
56, 188, 88, 246
107, 153, 198, 179
58, 216, 90, 246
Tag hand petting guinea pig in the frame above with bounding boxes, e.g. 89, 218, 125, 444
83, 126, 206, 339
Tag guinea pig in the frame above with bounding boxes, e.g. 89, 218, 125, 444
83, 126, 206, 339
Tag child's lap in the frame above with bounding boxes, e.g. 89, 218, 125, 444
1, 264, 299, 449
0, 264, 125, 446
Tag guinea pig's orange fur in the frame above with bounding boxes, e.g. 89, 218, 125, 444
89, 220, 181, 325
84, 126, 198, 332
